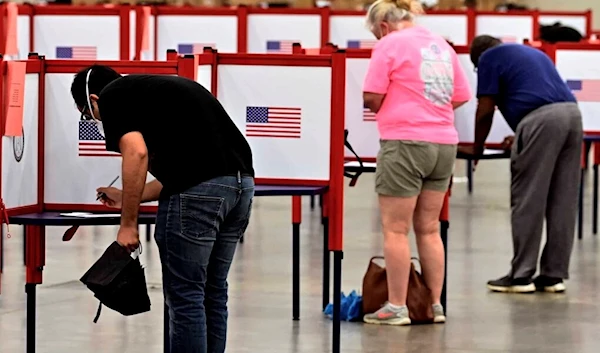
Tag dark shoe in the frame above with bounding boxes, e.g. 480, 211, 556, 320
487, 275, 535, 293
533, 276, 566, 293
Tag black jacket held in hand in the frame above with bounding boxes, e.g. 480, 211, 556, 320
80, 241, 151, 323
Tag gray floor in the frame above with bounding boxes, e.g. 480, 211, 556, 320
1, 158, 599, 353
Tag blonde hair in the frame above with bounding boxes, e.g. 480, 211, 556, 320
366, 0, 424, 32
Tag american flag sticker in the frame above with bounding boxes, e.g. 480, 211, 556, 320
567, 80, 600, 102
245, 106, 301, 139
266, 40, 296, 54
78, 121, 120, 157
56, 46, 97, 60
347, 40, 378, 49
363, 106, 376, 121
178, 43, 215, 54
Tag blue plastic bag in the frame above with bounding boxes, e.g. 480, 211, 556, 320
323, 290, 363, 322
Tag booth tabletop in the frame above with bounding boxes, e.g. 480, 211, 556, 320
584, 135, 600, 142
254, 184, 328, 196
8, 185, 328, 226
456, 149, 511, 160
9, 212, 157, 226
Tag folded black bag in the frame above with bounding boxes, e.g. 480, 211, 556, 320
80, 241, 151, 322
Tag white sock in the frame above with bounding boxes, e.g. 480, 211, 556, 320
387, 303, 406, 311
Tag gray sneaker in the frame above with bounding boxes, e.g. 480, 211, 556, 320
432, 304, 446, 323
363, 302, 411, 326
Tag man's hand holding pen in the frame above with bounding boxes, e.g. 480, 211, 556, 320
96, 176, 121, 208
96, 187, 123, 208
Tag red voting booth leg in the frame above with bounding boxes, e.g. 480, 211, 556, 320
25, 224, 45, 353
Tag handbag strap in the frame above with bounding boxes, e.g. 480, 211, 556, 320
411, 257, 423, 271
93, 302, 102, 323
343, 129, 365, 187
370, 256, 423, 270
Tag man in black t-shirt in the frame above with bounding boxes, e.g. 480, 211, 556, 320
70, 64, 254, 353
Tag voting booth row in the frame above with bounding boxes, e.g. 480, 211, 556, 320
0, 4, 594, 61
0, 51, 346, 353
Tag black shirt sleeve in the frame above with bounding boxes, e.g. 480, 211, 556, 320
97, 83, 143, 153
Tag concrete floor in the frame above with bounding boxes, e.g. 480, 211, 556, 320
1, 158, 600, 353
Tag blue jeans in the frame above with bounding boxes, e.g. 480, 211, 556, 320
154, 174, 254, 353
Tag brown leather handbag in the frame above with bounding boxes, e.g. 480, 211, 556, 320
362, 256, 434, 324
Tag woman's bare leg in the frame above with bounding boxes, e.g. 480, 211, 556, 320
413, 189, 446, 305
379, 194, 418, 306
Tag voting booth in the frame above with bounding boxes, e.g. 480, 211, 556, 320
153, 7, 241, 60
31, 6, 130, 61
0, 47, 346, 245
327, 45, 512, 161
547, 43, 600, 134
39, 56, 194, 212
0, 57, 197, 223
175, 50, 346, 231
247, 8, 325, 54
329, 10, 470, 47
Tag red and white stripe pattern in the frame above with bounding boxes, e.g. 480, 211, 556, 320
78, 121, 120, 157
363, 107, 376, 121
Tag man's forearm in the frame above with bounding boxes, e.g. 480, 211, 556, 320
141, 179, 163, 203
363, 93, 385, 113
474, 110, 494, 154
452, 101, 468, 110
120, 151, 148, 228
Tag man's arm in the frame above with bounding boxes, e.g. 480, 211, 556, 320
119, 132, 148, 228
474, 96, 496, 154
453, 101, 468, 110
142, 179, 163, 203
363, 92, 385, 114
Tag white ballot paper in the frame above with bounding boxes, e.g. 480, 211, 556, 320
344, 161, 377, 169
483, 148, 507, 155
60, 212, 121, 218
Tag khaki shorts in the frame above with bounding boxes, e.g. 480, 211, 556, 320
375, 140, 457, 197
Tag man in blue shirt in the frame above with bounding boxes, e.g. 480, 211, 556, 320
467, 35, 582, 294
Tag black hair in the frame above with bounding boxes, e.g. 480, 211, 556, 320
70, 64, 122, 110
470, 35, 502, 68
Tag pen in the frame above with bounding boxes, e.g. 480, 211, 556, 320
96, 176, 120, 201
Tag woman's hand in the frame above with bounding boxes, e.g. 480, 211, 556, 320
96, 187, 123, 208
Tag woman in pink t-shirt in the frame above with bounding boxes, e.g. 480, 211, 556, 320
361, 0, 471, 326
